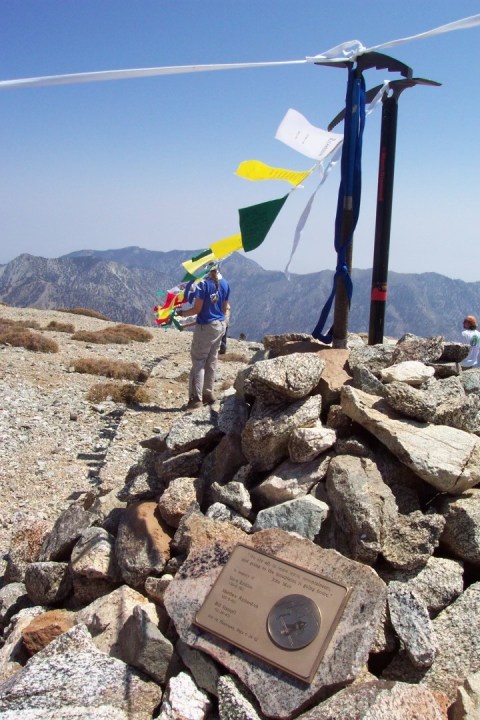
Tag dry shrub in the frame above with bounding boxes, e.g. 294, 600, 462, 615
0, 322, 58, 353
45, 320, 75, 333
218, 352, 249, 363
57, 307, 111, 321
87, 382, 150, 405
72, 324, 152, 345
0, 317, 40, 329
73, 356, 148, 381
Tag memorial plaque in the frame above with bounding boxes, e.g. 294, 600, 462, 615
194, 544, 351, 682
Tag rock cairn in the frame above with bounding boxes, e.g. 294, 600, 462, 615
2, 326, 480, 719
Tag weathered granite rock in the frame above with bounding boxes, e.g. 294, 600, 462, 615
243, 353, 325, 403
383, 582, 480, 702
382, 511, 445, 570
153, 448, 205, 486
263, 333, 325, 356
380, 361, 435, 386
378, 556, 464, 616
157, 671, 211, 720
203, 433, 247, 487
24, 562, 72, 605
0, 607, 46, 680
177, 639, 221, 697
164, 529, 386, 719
439, 341, 469, 363
387, 582, 438, 668
145, 573, 174, 604
115, 501, 172, 587
4, 518, 51, 583
392, 335, 444, 364
288, 422, 336, 463
217, 393, 250, 435
165, 406, 223, 453
75, 584, 159, 655
460, 369, 480, 395
341, 386, 480, 493
0, 624, 162, 719
158, 476, 203, 528
347, 344, 396, 376
351, 364, 387, 397
0, 583, 30, 631
252, 495, 328, 540
70, 527, 121, 582
325, 456, 398, 565
451, 670, 480, 720
313, 349, 351, 408
211, 481, 252, 518
116, 605, 173, 684
438, 489, 480, 565
206, 502, 253, 533
383, 381, 436, 422
39, 505, 96, 561
218, 674, 263, 720
242, 395, 322, 471
253, 455, 331, 507
296, 679, 445, 719
172, 511, 248, 556
21, 608, 75, 655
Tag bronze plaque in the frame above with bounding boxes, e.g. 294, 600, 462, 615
194, 544, 351, 682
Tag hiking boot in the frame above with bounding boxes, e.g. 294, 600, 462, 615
202, 393, 216, 405
186, 398, 203, 410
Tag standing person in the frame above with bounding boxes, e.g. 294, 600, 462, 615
460, 315, 480, 368
177, 262, 230, 409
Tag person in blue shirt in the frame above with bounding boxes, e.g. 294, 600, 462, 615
177, 262, 230, 409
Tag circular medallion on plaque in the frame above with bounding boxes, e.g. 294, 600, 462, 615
267, 594, 321, 650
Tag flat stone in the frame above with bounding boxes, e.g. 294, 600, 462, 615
164, 528, 386, 719
70, 527, 121, 582
21, 609, 75, 656
253, 455, 331, 507
252, 495, 328, 540
380, 361, 435, 386
341, 386, 480, 493
39, 505, 96, 562
288, 422, 336, 463
0, 624, 162, 719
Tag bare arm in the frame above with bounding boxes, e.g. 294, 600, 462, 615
179, 298, 204, 318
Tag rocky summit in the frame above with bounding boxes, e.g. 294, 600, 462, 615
2, 307, 480, 719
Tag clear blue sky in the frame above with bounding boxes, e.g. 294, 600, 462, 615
1, 1, 479, 281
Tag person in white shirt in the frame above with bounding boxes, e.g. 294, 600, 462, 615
460, 315, 480, 368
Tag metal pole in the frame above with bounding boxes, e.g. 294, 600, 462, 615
368, 94, 398, 345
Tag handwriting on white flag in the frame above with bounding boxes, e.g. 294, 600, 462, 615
275, 109, 343, 161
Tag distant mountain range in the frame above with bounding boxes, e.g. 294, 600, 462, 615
0, 247, 478, 342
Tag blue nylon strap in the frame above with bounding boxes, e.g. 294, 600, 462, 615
312, 67, 366, 342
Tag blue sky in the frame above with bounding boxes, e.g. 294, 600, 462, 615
1, 1, 479, 281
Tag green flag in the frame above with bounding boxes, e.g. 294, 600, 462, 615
239, 194, 289, 252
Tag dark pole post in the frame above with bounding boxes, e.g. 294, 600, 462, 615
367, 78, 440, 345
368, 93, 398, 345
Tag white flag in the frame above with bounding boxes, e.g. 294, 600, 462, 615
275, 108, 343, 161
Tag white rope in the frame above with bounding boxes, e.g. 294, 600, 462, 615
0, 60, 307, 90
1, 13, 479, 91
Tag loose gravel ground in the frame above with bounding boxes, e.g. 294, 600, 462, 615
0, 305, 256, 579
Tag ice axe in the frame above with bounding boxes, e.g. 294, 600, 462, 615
330, 77, 441, 345
311, 52, 412, 347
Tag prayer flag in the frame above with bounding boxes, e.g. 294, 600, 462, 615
239, 195, 289, 252
275, 109, 343, 161
235, 160, 312, 186
210, 233, 243, 257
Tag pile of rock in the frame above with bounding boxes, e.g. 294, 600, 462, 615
2, 331, 480, 719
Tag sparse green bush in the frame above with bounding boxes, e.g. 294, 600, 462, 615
87, 382, 150, 404
0, 322, 58, 353
57, 307, 111, 321
45, 320, 75, 333
73, 356, 148, 381
72, 324, 152, 344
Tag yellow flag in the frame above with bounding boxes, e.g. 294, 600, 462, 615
235, 160, 312, 186
182, 250, 215, 275
210, 234, 243, 257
